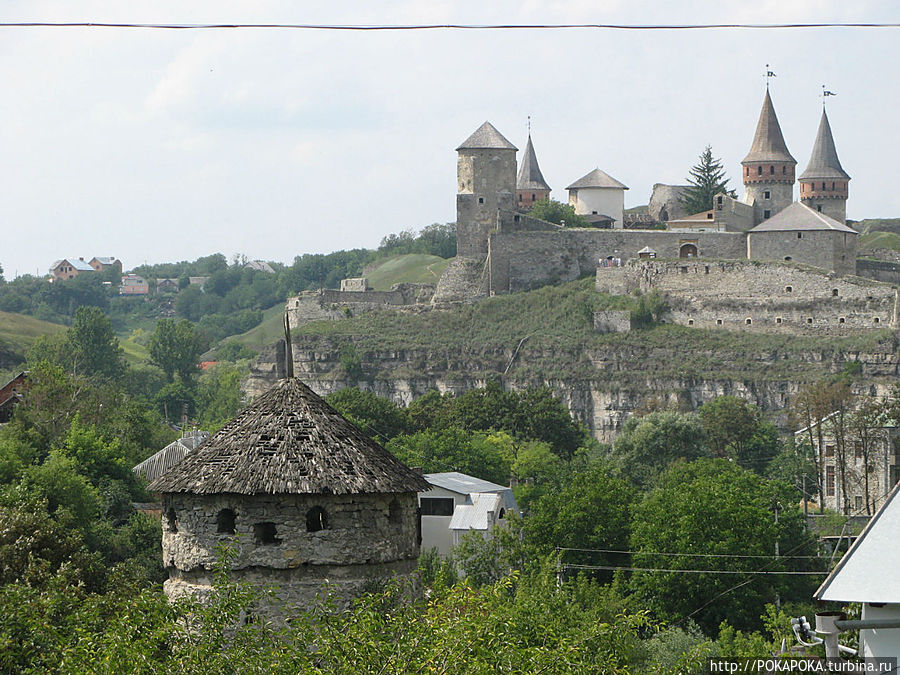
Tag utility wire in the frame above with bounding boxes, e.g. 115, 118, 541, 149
556, 547, 823, 560
562, 564, 827, 576
1, 21, 899, 31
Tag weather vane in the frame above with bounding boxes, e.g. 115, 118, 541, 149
822, 85, 836, 108
765, 64, 776, 88
527, 115, 531, 135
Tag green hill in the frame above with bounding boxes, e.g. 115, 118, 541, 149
852, 218, 900, 236
216, 304, 287, 354
0, 310, 65, 349
364, 254, 449, 290
859, 231, 900, 253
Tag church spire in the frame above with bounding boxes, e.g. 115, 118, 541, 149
742, 89, 796, 164
516, 130, 551, 209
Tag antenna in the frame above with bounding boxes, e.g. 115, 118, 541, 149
282, 311, 294, 378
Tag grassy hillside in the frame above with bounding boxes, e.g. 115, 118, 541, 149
363, 254, 450, 290
853, 218, 900, 235
0, 310, 65, 350
859, 231, 900, 253
218, 304, 287, 353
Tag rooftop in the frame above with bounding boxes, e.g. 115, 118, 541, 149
799, 108, 850, 181
457, 121, 518, 152
742, 89, 797, 165
516, 134, 551, 191
748, 201, 857, 233
566, 168, 629, 191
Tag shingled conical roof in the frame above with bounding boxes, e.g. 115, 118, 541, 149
148, 378, 430, 496
457, 121, 518, 151
742, 90, 796, 165
799, 109, 850, 181
516, 134, 551, 191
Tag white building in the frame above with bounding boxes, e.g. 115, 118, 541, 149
566, 168, 629, 229
815, 482, 900, 658
419, 472, 518, 556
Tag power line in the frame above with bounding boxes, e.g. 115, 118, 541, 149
556, 547, 822, 560
0, 21, 899, 32
562, 564, 826, 576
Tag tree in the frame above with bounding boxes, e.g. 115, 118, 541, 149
609, 410, 709, 488
66, 307, 125, 380
630, 459, 820, 634
698, 396, 781, 472
529, 199, 590, 228
679, 145, 737, 215
325, 388, 411, 443
384, 428, 511, 486
148, 319, 205, 382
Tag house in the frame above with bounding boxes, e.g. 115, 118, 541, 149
814, 481, 900, 658
49, 257, 94, 280
157, 278, 180, 293
148, 377, 429, 618
119, 274, 149, 295
0, 371, 28, 423
566, 168, 629, 229
419, 472, 518, 555
795, 411, 900, 515
89, 256, 122, 273
133, 430, 210, 484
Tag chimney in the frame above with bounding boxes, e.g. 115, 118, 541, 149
79, 257, 84, 261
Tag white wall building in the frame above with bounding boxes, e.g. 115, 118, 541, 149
419, 472, 518, 556
566, 168, 629, 229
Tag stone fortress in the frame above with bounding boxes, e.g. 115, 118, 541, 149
282, 84, 897, 338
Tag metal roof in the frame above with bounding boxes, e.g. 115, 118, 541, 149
742, 89, 796, 165
456, 121, 517, 151
449, 492, 503, 531
816, 481, 900, 603
516, 134, 551, 191
51, 258, 94, 272
424, 471, 508, 495
799, 109, 850, 181
566, 168, 629, 191
133, 431, 210, 484
748, 202, 857, 233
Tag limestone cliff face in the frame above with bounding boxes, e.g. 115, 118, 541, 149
245, 337, 900, 443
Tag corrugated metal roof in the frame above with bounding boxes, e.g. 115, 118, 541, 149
133, 432, 210, 484
816, 481, 900, 603
449, 492, 503, 531
52, 258, 94, 272
425, 472, 507, 495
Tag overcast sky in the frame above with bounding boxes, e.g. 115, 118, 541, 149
2, 1, 898, 277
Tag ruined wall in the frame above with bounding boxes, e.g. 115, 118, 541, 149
857, 259, 900, 285
604, 259, 897, 334
161, 492, 420, 612
487, 229, 746, 294
593, 311, 631, 333
647, 184, 690, 222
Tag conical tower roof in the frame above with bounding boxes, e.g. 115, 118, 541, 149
742, 90, 796, 165
799, 109, 850, 181
148, 378, 430, 496
516, 134, 551, 191
457, 121, 518, 151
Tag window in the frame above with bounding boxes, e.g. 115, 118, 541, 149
825, 445, 835, 458
420, 497, 454, 516
822, 182, 827, 190
875, 317, 881, 324
817, 205, 823, 213
807, 317, 813, 324
770, 165, 775, 175
757, 166, 763, 176
717, 196, 723, 206
498, 508, 506, 520
855, 495, 863, 511
478, 197, 484, 204
688, 319, 694, 326
798, 232, 802, 239
517, 193, 522, 201
306, 506, 328, 532
784, 256, 792, 261
706, 212, 713, 219
826, 466, 835, 496
785, 286, 793, 293
745, 318, 752, 325
217, 509, 236, 535
782, 166, 787, 175
832, 289, 839, 297
531, 193, 536, 201
776, 317, 783, 324
165, 508, 177, 533
763, 209, 771, 219
839, 317, 845, 324
764, 191, 770, 199
832, 182, 836, 190
716, 319, 723, 325
254, 522, 281, 545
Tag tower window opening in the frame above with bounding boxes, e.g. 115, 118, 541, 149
217, 509, 236, 535
254, 522, 281, 545
764, 191, 770, 199
306, 506, 328, 532
764, 209, 771, 219
807, 317, 813, 324
745, 318, 752, 325
165, 508, 177, 533
832, 289, 839, 297
776, 317, 783, 324
875, 317, 881, 324
770, 165, 774, 175
782, 166, 787, 175
757, 166, 762, 176
478, 197, 484, 204
839, 317, 845, 324
785, 286, 793, 293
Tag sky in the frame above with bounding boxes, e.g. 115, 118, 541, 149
1, 1, 899, 278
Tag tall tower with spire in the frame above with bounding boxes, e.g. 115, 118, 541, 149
741, 89, 796, 226
799, 108, 850, 224
516, 132, 551, 209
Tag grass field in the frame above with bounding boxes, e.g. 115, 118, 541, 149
0, 310, 65, 348
859, 230, 900, 253
217, 304, 287, 354
364, 254, 450, 290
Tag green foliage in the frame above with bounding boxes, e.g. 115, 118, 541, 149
609, 410, 709, 488
148, 318, 206, 382
213, 340, 258, 362
529, 199, 590, 227
68, 307, 126, 379
195, 363, 245, 429
679, 145, 737, 215
630, 459, 821, 634
338, 343, 364, 383
378, 222, 457, 259
325, 388, 411, 442
698, 396, 781, 472
386, 428, 512, 485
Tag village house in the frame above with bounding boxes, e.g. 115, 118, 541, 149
119, 273, 149, 295
419, 472, 518, 556
49, 257, 95, 280
0, 371, 28, 423
89, 256, 122, 273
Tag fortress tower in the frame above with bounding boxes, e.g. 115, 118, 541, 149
516, 133, 551, 210
456, 121, 517, 259
799, 108, 850, 224
741, 90, 796, 225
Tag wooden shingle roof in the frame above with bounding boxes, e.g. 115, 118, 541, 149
149, 378, 429, 496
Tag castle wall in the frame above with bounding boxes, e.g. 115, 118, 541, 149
487, 229, 746, 294
748, 229, 857, 275
857, 259, 900, 285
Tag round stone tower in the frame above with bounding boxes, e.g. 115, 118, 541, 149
455, 121, 518, 259
741, 89, 796, 225
149, 378, 430, 619
799, 108, 850, 224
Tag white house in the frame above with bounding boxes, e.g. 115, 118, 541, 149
419, 472, 518, 556
566, 168, 629, 229
814, 482, 900, 658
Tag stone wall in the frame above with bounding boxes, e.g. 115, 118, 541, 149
161, 492, 421, 614
593, 310, 631, 333
603, 259, 898, 334
647, 184, 690, 222
487, 229, 746, 294
456, 146, 517, 259
340, 277, 370, 291
857, 259, 900, 285
748, 229, 857, 275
